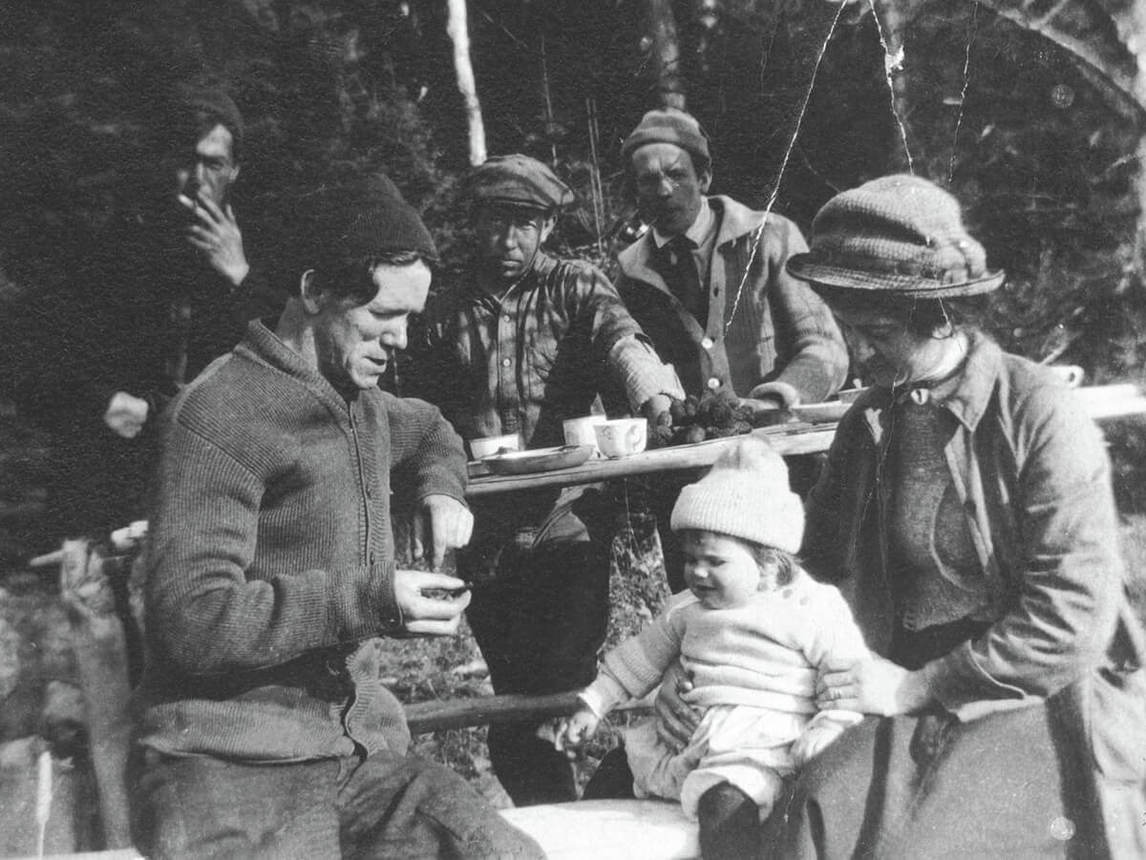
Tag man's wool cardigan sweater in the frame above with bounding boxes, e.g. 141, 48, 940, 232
135, 320, 468, 761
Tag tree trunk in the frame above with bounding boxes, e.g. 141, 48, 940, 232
446, 0, 486, 166
644, 0, 686, 110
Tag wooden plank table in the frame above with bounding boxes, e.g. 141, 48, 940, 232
466, 422, 838, 498
466, 380, 1146, 498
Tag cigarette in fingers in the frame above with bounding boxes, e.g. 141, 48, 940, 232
420, 581, 474, 599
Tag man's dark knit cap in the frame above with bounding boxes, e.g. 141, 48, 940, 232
296, 175, 438, 264
787, 174, 1004, 299
467, 154, 574, 211
175, 84, 245, 145
621, 108, 711, 168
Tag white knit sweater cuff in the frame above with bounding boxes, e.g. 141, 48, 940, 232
579, 672, 629, 720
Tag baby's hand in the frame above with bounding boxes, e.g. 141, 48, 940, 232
553, 708, 600, 759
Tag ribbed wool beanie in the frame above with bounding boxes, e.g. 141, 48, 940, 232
621, 108, 711, 168
295, 174, 438, 266
671, 436, 804, 554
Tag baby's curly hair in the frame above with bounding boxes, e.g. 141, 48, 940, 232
744, 541, 797, 589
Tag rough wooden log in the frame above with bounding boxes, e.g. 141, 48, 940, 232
406, 691, 581, 734
59, 540, 133, 850
405, 690, 655, 735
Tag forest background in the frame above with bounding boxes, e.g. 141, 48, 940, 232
1, 0, 1146, 820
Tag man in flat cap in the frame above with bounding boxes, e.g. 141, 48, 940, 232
15, 83, 278, 543
403, 153, 682, 805
615, 108, 848, 585
131, 176, 542, 859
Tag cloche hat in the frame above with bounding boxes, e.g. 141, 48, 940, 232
787, 174, 1004, 298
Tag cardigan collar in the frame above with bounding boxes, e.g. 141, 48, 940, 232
239, 318, 364, 414
618, 195, 771, 291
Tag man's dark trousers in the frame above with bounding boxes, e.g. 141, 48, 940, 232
130, 747, 544, 859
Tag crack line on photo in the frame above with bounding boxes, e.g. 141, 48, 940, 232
725, 2, 846, 335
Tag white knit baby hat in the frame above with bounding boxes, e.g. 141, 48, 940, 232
670, 435, 804, 553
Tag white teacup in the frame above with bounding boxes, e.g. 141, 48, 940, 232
594, 418, 648, 459
563, 415, 609, 456
469, 433, 523, 460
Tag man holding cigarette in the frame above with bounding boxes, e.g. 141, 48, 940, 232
17, 84, 277, 540
131, 177, 542, 859
402, 154, 682, 806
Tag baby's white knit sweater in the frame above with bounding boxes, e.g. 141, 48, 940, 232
582, 568, 869, 718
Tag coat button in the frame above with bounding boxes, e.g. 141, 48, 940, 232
502, 357, 512, 367
706, 377, 721, 390
701, 337, 714, 350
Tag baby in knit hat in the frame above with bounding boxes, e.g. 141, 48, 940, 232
553, 436, 869, 852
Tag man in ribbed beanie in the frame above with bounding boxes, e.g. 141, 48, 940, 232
613, 107, 847, 596
671, 435, 804, 554
401, 153, 682, 806
132, 176, 544, 858
291, 175, 438, 299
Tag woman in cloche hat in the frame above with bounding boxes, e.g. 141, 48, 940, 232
770, 174, 1146, 857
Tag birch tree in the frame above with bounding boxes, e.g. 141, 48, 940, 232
446, 0, 487, 166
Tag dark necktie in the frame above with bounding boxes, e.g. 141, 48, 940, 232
657, 235, 707, 328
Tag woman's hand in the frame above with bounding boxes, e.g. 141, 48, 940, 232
654, 662, 702, 750
816, 656, 931, 716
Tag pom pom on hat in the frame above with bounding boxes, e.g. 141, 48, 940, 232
671, 436, 804, 554
467, 154, 574, 211
622, 109, 711, 168
786, 174, 1003, 298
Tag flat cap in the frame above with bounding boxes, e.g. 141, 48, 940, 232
467, 154, 574, 211
622, 108, 710, 167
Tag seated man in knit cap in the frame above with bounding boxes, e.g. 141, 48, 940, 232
11, 83, 280, 543
614, 108, 848, 588
402, 153, 683, 806
131, 176, 543, 859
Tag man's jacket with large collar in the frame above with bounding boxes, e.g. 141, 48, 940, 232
614, 195, 848, 405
